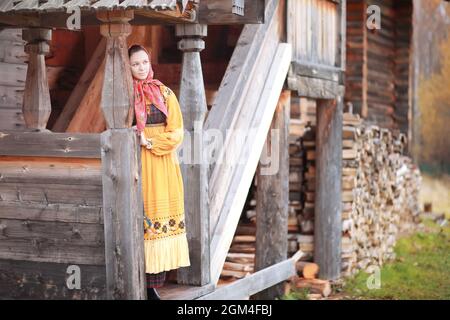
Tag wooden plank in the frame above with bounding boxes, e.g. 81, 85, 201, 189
0, 200, 103, 224
198, 251, 303, 300
158, 283, 215, 300
198, 0, 265, 25
207, 0, 282, 237
0, 157, 101, 185
314, 97, 343, 280
0, 40, 27, 64
0, 234, 105, 265
0, 85, 24, 108
52, 38, 106, 133
0, 218, 104, 249
0, 61, 27, 87
290, 61, 341, 82
0, 131, 101, 158
204, 0, 280, 179
0, 259, 106, 300
0, 182, 102, 206
210, 43, 292, 285
254, 90, 290, 300
288, 75, 344, 99
0, 107, 26, 130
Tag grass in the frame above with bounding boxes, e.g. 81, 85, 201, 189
280, 288, 310, 300
342, 220, 450, 300
281, 174, 450, 300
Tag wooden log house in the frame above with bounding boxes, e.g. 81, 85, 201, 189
0, 0, 347, 300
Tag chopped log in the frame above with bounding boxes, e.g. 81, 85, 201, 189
294, 277, 331, 297
301, 262, 319, 279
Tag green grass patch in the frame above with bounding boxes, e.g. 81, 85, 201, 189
343, 220, 450, 300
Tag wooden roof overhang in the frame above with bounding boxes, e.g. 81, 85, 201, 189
0, 0, 197, 28
0, 0, 266, 28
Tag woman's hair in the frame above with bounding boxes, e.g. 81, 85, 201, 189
128, 44, 148, 59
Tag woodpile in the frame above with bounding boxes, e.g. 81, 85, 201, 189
220, 97, 422, 284
297, 108, 422, 276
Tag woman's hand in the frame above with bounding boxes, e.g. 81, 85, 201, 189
140, 132, 153, 149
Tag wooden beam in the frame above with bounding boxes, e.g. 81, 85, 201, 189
65, 59, 106, 133
0, 131, 101, 158
21, 28, 52, 131
197, 250, 303, 300
209, 43, 292, 286
287, 75, 344, 99
254, 90, 290, 300
52, 38, 106, 132
206, 0, 282, 236
175, 23, 210, 287
158, 283, 215, 300
314, 97, 343, 280
197, 0, 265, 25
97, 10, 146, 300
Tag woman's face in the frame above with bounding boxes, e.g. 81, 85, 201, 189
130, 50, 150, 80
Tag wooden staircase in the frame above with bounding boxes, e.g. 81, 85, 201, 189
158, 0, 300, 300
203, 0, 296, 289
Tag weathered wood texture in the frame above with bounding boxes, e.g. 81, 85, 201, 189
100, 130, 145, 300
97, 11, 146, 300
0, 155, 106, 299
0, 0, 196, 28
287, 0, 339, 66
286, 0, 346, 98
175, 23, 210, 286
198, 251, 302, 300
0, 259, 106, 300
0, 131, 101, 158
314, 98, 343, 280
345, 0, 413, 133
210, 42, 292, 285
254, 90, 290, 300
206, 0, 283, 235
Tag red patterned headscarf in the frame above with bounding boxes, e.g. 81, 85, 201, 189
130, 45, 168, 133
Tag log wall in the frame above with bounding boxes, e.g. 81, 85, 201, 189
0, 137, 106, 299
345, 0, 413, 133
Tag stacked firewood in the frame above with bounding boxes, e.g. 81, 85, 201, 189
297, 110, 422, 276
219, 98, 422, 283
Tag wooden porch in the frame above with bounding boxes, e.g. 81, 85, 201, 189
0, 0, 347, 300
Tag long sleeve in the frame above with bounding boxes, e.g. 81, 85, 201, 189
149, 87, 184, 156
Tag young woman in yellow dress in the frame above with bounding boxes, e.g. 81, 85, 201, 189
129, 44, 190, 300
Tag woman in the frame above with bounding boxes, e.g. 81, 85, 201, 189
129, 44, 190, 300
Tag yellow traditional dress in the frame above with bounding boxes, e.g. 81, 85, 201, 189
140, 85, 190, 274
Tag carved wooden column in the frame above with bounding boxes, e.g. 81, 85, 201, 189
97, 10, 146, 300
175, 24, 210, 286
314, 97, 343, 280
22, 28, 52, 131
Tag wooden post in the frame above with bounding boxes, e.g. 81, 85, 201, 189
175, 24, 210, 286
314, 97, 343, 280
97, 10, 146, 300
22, 28, 52, 131
253, 90, 291, 300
